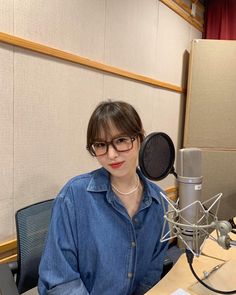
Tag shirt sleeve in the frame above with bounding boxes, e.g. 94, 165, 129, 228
38, 189, 89, 295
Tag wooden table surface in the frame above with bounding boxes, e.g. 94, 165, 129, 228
146, 233, 236, 295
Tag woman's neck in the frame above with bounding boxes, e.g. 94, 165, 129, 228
111, 173, 138, 193
111, 174, 143, 218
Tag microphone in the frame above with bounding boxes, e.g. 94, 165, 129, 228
177, 148, 205, 256
138, 132, 234, 256
161, 148, 231, 257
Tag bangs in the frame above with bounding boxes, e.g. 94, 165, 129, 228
93, 118, 115, 141
87, 100, 144, 147
92, 116, 135, 141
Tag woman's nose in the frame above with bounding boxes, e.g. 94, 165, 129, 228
107, 143, 119, 159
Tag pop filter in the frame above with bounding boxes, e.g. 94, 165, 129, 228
139, 132, 177, 181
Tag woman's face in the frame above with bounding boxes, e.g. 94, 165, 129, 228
95, 124, 140, 179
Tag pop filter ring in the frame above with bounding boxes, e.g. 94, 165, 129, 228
139, 132, 176, 181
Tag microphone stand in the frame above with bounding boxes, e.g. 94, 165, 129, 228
160, 192, 236, 294
186, 219, 236, 294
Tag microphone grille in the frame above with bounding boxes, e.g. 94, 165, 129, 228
177, 148, 202, 177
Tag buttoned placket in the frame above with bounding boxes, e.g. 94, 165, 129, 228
126, 219, 139, 294
108, 197, 137, 294
108, 190, 153, 295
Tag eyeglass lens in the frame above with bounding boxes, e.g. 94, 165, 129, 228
92, 136, 134, 156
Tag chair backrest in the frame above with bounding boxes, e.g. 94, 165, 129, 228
15, 199, 54, 294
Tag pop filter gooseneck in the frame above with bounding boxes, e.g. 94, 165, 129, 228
139, 132, 177, 181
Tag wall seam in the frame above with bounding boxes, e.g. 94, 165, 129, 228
102, 0, 107, 99
12, 0, 15, 236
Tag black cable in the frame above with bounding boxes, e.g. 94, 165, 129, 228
169, 167, 177, 178
185, 249, 236, 294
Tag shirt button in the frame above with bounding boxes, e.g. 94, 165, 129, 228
134, 218, 138, 223
131, 241, 136, 247
128, 272, 133, 278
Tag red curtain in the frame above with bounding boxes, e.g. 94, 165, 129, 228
204, 0, 236, 40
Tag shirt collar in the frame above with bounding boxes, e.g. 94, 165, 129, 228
87, 167, 110, 192
137, 169, 161, 205
87, 167, 161, 205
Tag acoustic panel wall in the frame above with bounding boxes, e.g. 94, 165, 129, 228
184, 40, 236, 148
0, 0, 202, 242
184, 39, 236, 220
202, 150, 236, 220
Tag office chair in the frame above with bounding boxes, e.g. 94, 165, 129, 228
13, 199, 54, 294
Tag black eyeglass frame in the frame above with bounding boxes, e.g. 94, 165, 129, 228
87, 135, 137, 157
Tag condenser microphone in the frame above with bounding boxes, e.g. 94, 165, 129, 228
160, 147, 227, 257
177, 148, 205, 256
138, 133, 228, 257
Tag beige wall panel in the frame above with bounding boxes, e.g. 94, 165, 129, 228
184, 40, 236, 148
151, 90, 183, 145
13, 48, 102, 211
104, 0, 158, 77
151, 90, 182, 189
0, 44, 13, 200
0, 0, 203, 242
0, 199, 14, 241
0, 0, 14, 241
14, 0, 105, 60
0, 44, 14, 241
0, 0, 13, 32
156, 2, 201, 86
189, 26, 202, 45
202, 150, 236, 220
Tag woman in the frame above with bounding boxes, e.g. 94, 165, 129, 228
38, 100, 169, 295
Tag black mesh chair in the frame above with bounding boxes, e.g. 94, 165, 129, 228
14, 199, 54, 294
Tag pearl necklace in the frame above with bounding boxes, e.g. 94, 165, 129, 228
111, 175, 140, 195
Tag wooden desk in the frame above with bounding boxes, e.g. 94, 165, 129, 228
146, 234, 236, 295
0, 264, 19, 295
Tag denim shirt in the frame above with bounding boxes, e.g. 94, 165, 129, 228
38, 168, 169, 295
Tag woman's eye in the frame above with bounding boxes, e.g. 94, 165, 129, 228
115, 137, 129, 144
94, 142, 106, 149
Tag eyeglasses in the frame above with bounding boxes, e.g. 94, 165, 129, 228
87, 135, 137, 157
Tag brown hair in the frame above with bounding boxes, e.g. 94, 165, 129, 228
87, 100, 145, 149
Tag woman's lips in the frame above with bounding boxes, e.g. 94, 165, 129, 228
109, 161, 125, 169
